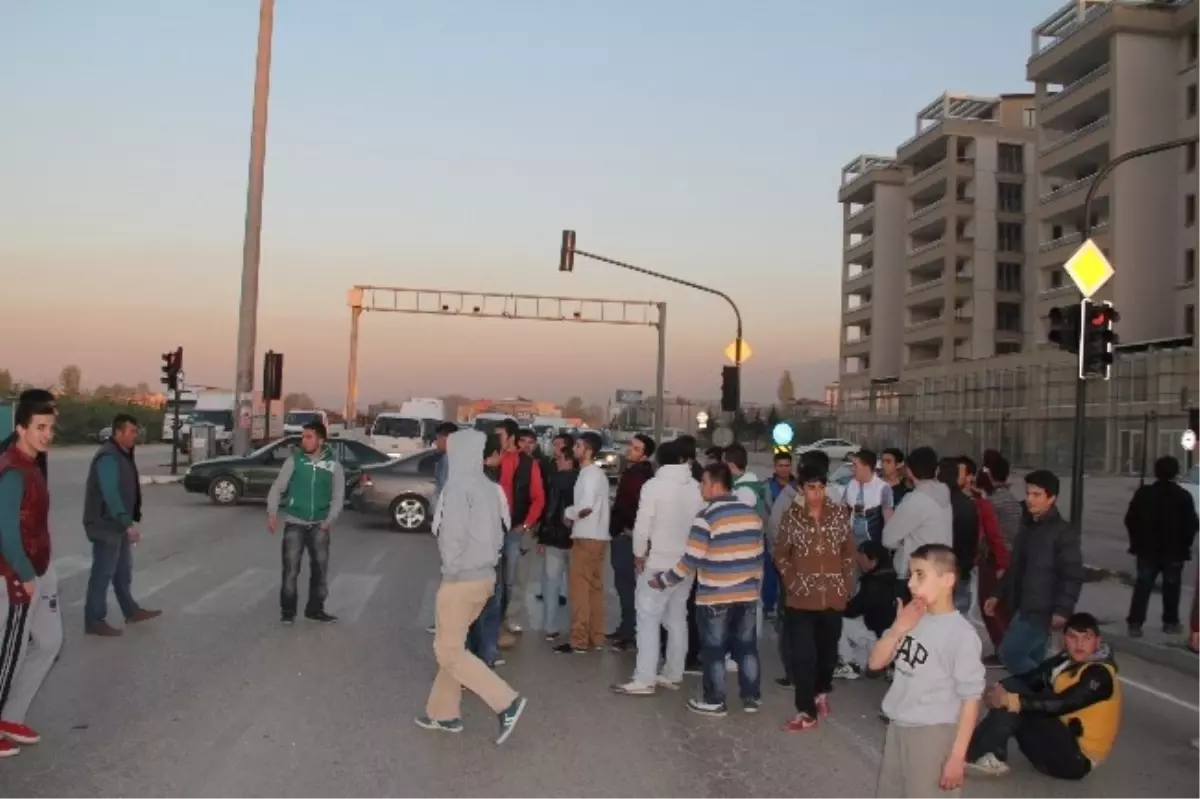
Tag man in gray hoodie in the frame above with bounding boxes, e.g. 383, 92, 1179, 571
419, 429, 527, 745
882, 447, 953, 602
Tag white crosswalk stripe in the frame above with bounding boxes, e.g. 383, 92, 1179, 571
68, 557, 200, 609
182, 568, 275, 616
324, 573, 383, 624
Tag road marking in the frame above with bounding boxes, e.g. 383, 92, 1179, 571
68, 559, 200, 609
182, 568, 274, 616
50, 554, 92, 581
366, 548, 389, 573
324, 573, 382, 624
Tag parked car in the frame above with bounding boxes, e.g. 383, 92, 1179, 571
596, 430, 625, 482
349, 448, 441, 531
183, 435, 392, 506
795, 437, 860, 462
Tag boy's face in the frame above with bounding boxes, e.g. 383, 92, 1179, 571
518, 435, 536, 455
851, 456, 873, 483
774, 458, 792, 481
856, 550, 877, 572
881, 453, 901, 480
801, 479, 826, 507
628, 438, 646, 463
1026, 484, 1055, 516
957, 463, 973, 491
18, 413, 56, 453
1064, 626, 1100, 662
907, 557, 956, 606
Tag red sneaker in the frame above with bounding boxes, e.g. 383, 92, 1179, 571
0, 738, 19, 757
815, 693, 831, 717
0, 720, 40, 745
783, 713, 818, 732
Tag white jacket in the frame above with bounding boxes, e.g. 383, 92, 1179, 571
566, 462, 611, 541
632, 464, 705, 571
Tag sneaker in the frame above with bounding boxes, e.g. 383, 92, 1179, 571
553, 642, 586, 655
725, 655, 738, 673
783, 713, 818, 732
1127, 624, 1144, 638
655, 675, 682, 691
610, 680, 655, 696
495, 696, 527, 745
544, 632, 559, 642
0, 739, 18, 758
414, 716, 463, 733
305, 611, 338, 623
609, 639, 635, 653
281, 615, 295, 626
966, 753, 1011, 777
493, 657, 507, 666
815, 693, 831, 717
982, 654, 1005, 669
507, 623, 524, 634
1164, 622, 1184, 635
743, 698, 762, 714
425, 625, 437, 634
774, 677, 793, 689
593, 644, 606, 652
0, 721, 40, 745
832, 663, 860, 681
686, 698, 727, 717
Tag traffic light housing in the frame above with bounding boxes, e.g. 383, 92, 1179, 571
1047, 304, 1081, 354
160, 347, 182, 390
558, 230, 576, 272
1080, 301, 1119, 380
263, 350, 284, 401
720, 366, 739, 412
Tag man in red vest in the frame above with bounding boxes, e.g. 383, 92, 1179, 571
0, 394, 63, 757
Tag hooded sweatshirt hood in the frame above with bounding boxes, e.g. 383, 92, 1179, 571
435, 429, 505, 582
881, 478, 953, 577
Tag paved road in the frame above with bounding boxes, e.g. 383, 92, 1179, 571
2, 463, 1196, 796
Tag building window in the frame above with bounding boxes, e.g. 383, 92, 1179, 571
997, 183, 1024, 212
1188, 194, 1197, 227
1190, 31, 1199, 63
997, 261, 1022, 292
1188, 142, 1198, 173
1187, 305, 1197, 337
998, 143, 1024, 173
1050, 269, 1064, 289
1189, 84, 1198, 119
1022, 108, 1036, 128
996, 302, 1022, 332
997, 222, 1024, 252
996, 341, 1022, 355
1186, 248, 1196, 284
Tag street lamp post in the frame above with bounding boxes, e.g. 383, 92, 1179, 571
232, 0, 276, 456
558, 230, 744, 445
1066, 134, 1198, 526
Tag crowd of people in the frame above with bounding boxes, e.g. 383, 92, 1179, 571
423, 419, 1143, 796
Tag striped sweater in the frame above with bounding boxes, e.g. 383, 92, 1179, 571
653, 494, 764, 605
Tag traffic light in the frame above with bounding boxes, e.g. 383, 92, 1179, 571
263, 350, 284, 401
1047, 304, 1082, 354
1080, 301, 1119, 380
720, 366, 739, 412
558, 230, 576, 272
160, 348, 182, 390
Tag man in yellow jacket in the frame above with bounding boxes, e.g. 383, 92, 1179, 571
965, 612, 1121, 780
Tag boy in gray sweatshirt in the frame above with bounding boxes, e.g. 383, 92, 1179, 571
869, 543, 984, 798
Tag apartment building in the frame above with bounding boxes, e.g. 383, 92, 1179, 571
838, 93, 1038, 383
1029, 0, 1198, 344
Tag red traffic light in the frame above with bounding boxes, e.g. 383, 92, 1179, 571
1087, 304, 1119, 327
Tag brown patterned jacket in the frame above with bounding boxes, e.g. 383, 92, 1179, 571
773, 496, 857, 612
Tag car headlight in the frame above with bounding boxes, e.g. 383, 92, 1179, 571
604, 453, 617, 463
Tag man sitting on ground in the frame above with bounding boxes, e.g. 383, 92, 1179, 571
966, 612, 1121, 781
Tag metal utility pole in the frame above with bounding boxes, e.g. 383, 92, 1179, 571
558, 230, 744, 445
344, 287, 666, 437
1067, 133, 1198, 527
232, 0, 275, 456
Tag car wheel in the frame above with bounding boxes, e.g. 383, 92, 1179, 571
208, 475, 242, 506
390, 495, 429, 532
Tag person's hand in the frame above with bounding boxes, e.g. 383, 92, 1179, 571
634, 556, 646, 574
939, 754, 966, 791
892, 597, 927, 635
320, 522, 330, 533
268, 516, 278, 534
1051, 613, 1067, 631
126, 526, 141, 544
578, 508, 593, 519
995, 569, 1005, 579
983, 597, 998, 617
21, 580, 35, 597
984, 683, 1008, 709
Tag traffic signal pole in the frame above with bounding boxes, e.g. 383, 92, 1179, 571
1068, 134, 1198, 529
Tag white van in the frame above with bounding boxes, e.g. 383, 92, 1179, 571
370, 398, 447, 458
283, 409, 328, 436
472, 413, 515, 436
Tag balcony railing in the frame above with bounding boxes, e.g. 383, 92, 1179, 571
905, 315, 944, 331
1033, 2, 1113, 58
846, 234, 874, 253
1039, 115, 1110, 155
1039, 174, 1094, 204
846, 201, 875, 222
1037, 221, 1109, 253
906, 158, 947, 184
907, 276, 945, 293
844, 300, 873, 314
908, 237, 945, 257
845, 267, 873, 284
1043, 62, 1111, 109
908, 197, 947, 221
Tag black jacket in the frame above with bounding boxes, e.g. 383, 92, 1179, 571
610, 460, 654, 536
1124, 480, 1198, 562
0, 432, 47, 479
999, 506, 1083, 628
1002, 647, 1117, 718
948, 486, 979, 577
538, 467, 577, 550
844, 562, 898, 637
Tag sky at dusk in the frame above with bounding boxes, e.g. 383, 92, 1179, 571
1, 0, 1058, 407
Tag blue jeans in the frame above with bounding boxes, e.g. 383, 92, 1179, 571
540, 547, 569, 635
467, 556, 506, 666
697, 600, 760, 706
84, 534, 140, 628
761, 539, 780, 614
998, 612, 1049, 676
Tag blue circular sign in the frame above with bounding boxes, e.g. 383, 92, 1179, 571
771, 422, 794, 447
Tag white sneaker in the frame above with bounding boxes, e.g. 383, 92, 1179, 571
832, 663, 860, 680
655, 674, 682, 690
725, 655, 738, 673
966, 753, 1011, 778
610, 680, 655, 696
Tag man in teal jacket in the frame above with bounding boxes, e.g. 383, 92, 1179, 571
267, 421, 345, 625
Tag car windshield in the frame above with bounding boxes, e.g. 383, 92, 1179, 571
285, 411, 321, 426
192, 410, 234, 428
373, 417, 421, 438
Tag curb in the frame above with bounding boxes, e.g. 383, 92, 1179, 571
139, 475, 184, 486
1101, 629, 1199, 677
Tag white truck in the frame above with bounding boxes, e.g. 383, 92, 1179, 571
369, 398, 446, 458
189, 391, 281, 452
161, 386, 201, 442
283, 409, 329, 436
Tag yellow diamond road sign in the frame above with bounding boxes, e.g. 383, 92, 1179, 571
1063, 238, 1114, 299
725, 339, 752, 364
